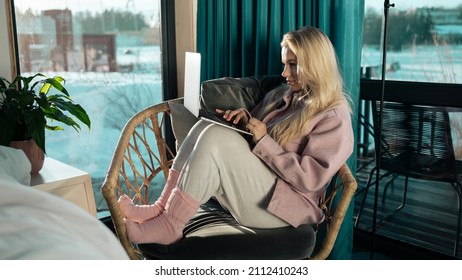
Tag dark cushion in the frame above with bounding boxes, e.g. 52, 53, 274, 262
139, 199, 316, 260
201, 75, 285, 112
168, 102, 199, 151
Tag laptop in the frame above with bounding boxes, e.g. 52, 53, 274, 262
183, 52, 252, 136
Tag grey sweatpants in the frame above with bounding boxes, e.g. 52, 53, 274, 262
172, 120, 289, 229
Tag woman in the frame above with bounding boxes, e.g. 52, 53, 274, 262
118, 26, 354, 245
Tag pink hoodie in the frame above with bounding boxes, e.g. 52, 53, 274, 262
251, 89, 354, 227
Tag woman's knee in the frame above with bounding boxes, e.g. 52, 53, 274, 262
197, 125, 248, 151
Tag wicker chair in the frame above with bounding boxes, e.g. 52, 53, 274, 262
101, 98, 357, 260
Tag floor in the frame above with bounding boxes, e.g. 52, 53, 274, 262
352, 228, 456, 260
352, 153, 461, 260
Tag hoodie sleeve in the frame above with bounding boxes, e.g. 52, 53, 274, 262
252, 106, 354, 194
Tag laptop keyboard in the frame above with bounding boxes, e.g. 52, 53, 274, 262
199, 109, 231, 125
198, 108, 252, 135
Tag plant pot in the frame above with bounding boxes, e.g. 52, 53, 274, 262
10, 139, 45, 174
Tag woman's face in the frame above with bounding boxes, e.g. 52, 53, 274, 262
281, 47, 302, 92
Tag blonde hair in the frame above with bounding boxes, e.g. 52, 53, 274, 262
257, 27, 352, 146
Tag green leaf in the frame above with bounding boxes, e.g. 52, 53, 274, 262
43, 106, 81, 131
39, 83, 52, 95
0, 77, 9, 89
19, 90, 35, 108
46, 124, 64, 131
48, 96, 91, 129
29, 73, 47, 90
3, 88, 19, 101
20, 74, 41, 94
0, 116, 15, 146
48, 92, 73, 102
23, 108, 46, 154
1, 100, 21, 123
35, 93, 51, 109
40, 76, 69, 96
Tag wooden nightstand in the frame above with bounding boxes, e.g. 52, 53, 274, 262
30, 157, 97, 216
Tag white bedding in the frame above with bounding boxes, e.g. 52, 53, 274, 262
0, 146, 129, 260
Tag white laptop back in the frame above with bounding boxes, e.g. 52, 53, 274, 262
183, 52, 202, 118
182, 52, 253, 136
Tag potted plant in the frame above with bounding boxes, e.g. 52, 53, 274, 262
0, 73, 91, 173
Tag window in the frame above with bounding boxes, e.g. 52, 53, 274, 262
13, 0, 163, 215
360, 1, 462, 160
362, 0, 462, 84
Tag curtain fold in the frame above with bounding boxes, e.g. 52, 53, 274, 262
197, 0, 364, 260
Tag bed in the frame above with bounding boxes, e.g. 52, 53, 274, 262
0, 146, 129, 260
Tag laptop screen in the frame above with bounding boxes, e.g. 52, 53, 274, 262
183, 52, 201, 118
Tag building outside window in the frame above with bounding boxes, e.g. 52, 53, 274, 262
13, 0, 163, 215
362, 0, 462, 84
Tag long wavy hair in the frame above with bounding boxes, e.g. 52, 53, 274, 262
257, 27, 352, 146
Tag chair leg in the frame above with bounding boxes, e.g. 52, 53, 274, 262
354, 167, 376, 228
381, 173, 399, 204
452, 182, 462, 257
455, 198, 461, 257
377, 175, 409, 226
393, 175, 409, 212
381, 174, 409, 210
355, 167, 396, 228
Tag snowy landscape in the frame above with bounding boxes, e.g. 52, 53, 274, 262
26, 46, 163, 210
362, 44, 462, 83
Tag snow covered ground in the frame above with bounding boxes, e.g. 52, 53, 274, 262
362, 44, 462, 83
24, 46, 163, 210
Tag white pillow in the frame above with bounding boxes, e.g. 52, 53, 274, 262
0, 145, 31, 185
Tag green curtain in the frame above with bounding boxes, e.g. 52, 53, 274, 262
197, 0, 364, 259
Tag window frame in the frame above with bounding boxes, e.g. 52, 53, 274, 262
360, 79, 462, 107
160, 0, 178, 152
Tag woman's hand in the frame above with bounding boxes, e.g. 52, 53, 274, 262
246, 118, 267, 143
216, 109, 266, 142
216, 108, 250, 125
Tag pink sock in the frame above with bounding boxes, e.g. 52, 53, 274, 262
118, 169, 180, 223
125, 188, 200, 245
118, 195, 162, 223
